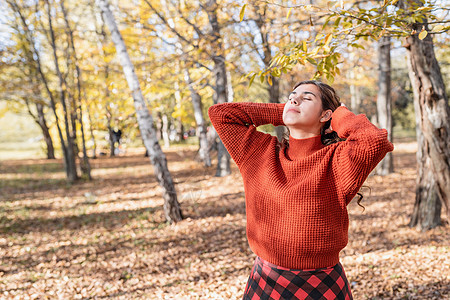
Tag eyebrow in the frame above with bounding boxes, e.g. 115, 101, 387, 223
289, 91, 317, 97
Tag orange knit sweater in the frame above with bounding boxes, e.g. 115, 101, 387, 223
208, 102, 394, 269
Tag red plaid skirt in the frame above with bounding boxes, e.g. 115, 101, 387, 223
243, 257, 353, 300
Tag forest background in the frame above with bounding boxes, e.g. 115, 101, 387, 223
0, 0, 449, 299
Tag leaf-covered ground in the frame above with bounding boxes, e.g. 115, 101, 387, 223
0, 143, 448, 299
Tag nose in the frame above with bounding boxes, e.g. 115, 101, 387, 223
290, 97, 299, 105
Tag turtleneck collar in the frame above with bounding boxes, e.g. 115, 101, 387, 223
286, 134, 324, 159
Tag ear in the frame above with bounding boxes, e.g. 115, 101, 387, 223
320, 109, 332, 123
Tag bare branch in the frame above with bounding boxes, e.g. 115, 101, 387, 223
142, 0, 197, 48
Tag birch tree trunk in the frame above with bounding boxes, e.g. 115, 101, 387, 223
376, 35, 394, 175
205, 0, 230, 177
156, 111, 163, 141
162, 114, 170, 148
184, 69, 211, 167
400, 2, 450, 230
174, 80, 184, 142
226, 69, 234, 103
98, 0, 182, 223
86, 98, 98, 159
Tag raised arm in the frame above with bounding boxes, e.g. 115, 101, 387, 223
208, 102, 285, 166
331, 106, 394, 203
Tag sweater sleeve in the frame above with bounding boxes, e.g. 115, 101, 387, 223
331, 106, 394, 203
208, 102, 286, 166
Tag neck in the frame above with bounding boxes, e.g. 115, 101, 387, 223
288, 127, 321, 139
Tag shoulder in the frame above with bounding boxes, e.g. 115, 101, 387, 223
239, 134, 281, 169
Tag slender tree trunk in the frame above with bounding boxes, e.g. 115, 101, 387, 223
205, 0, 230, 177
269, 78, 285, 142
83, 88, 97, 160
106, 110, 116, 156
401, 5, 450, 230
78, 105, 91, 179
349, 79, 361, 114
35, 102, 56, 159
26, 74, 56, 160
226, 69, 234, 103
156, 111, 163, 141
45, 0, 78, 182
98, 0, 182, 223
184, 69, 211, 167
376, 35, 394, 175
174, 80, 184, 142
24, 97, 56, 160
67, 91, 81, 165
162, 114, 170, 148
68, 92, 79, 158
87, 105, 97, 159
61, 0, 91, 179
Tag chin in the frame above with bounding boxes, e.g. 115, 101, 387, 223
283, 118, 299, 127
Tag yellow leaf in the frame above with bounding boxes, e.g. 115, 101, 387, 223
432, 25, 444, 32
286, 7, 292, 20
418, 30, 427, 40
249, 73, 256, 87
302, 41, 307, 52
268, 75, 273, 86
239, 4, 246, 22
324, 33, 332, 46
260, 74, 265, 84
273, 68, 281, 77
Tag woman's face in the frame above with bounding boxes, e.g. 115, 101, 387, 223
282, 84, 327, 133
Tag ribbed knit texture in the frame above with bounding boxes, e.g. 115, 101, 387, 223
208, 102, 394, 269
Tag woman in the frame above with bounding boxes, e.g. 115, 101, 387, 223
208, 80, 394, 299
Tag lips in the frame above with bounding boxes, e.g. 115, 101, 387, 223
287, 108, 300, 113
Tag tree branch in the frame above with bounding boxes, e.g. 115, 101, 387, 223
142, 0, 197, 48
